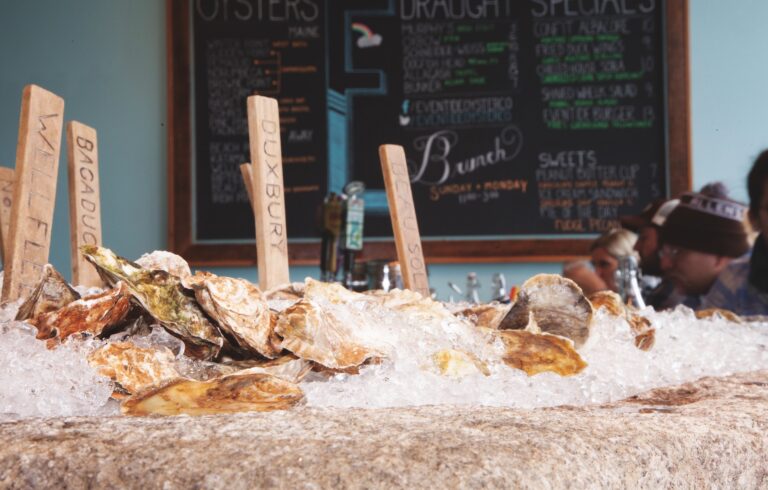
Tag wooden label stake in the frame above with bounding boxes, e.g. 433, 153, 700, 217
246, 96, 289, 289
239, 163, 255, 211
0, 167, 15, 264
67, 121, 103, 287
2, 85, 65, 302
379, 144, 430, 296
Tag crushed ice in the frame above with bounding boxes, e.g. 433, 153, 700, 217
302, 302, 768, 408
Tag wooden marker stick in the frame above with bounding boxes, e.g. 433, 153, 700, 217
66, 121, 103, 287
0, 168, 15, 264
2, 85, 65, 302
239, 163, 255, 211
246, 96, 289, 289
379, 144, 430, 297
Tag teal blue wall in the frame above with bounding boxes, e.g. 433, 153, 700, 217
1, 1, 766, 302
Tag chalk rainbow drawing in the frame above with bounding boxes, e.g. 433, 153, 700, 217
351, 22, 382, 48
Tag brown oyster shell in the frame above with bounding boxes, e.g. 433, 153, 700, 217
456, 302, 511, 330
496, 329, 587, 376
498, 274, 593, 349
264, 282, 305, 302
31, 282, 132, 343
87, 341, 180, 397
695, 308, 742, 323
232, 355, 313, 383
431, 349, 490, 378
588, 290, 656, 351
182, 271, 281, 358
121, 372, 305, 416
135, 250, 191, 279
15, 264, 80, 323
275, 298, 384, 370
81, 246, 224, 360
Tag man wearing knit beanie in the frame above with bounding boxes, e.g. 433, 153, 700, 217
701, 150, 768, 315
659, 184, 750, 309
620, 198, 666, 276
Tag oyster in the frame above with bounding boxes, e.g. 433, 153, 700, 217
431, 349, 490, 378
456, 302, 511, 330
135, 250, 191, 279
587, 290, 625, 317
496, 329, 587, 376
264, 282, 305, 302
588, 291, 655, 351
87, 341, 180, 397
81, 245, 223, 360
232, 355, 313, 383
695, 308, 742, 323
182, 271, 281, 358
498, 274, 593, 349
31, 282, 132, 343
121, 372, 305, 416
15, 264, 80, 322
275, 298, 385, 370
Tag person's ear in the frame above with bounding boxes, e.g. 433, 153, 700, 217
714, 255, 731, 272
749, 208, 759, 229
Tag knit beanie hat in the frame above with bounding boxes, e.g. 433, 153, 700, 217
660, 192, 749, 257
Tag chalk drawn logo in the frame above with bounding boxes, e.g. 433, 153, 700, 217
408, 125, 523, 185
351, 22, 382, 48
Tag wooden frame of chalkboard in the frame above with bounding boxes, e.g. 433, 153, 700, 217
167, 0, 691, 266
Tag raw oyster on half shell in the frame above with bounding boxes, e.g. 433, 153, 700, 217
81, 245, 224, 360
456, 302, 511, 330
182, 271, 281, 358
15, 264, 80, 323
431, 349, 490, 378
498, 274, 593, 349
121, 372, 305, 416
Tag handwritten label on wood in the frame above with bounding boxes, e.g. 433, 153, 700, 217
239, 163, 255, 212
246, 96, 289, 289
379, 144, 430, 297
66, 121, 103, 287
2, 85, 65, 302
0, 167, 15, 264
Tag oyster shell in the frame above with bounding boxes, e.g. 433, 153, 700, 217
264, 282, 305, 302
496, 329, 587, 376
121, 372, 305, 416
15, 264, 80, 323
182, 271, 281, 358
695, 308, 742, 323
232, 355, 313, 383
275, 298, 385, 370
31, 282, 132, 343
87, 341, 180, 397
431, 349, 490, 378
135, 250, 192, 279
81, 245, 224, 360
498, 274, 593, 349
456, 302, 511, 330
588, 290, 656, 351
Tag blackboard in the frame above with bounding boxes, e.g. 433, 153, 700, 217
167, 0, 691, 266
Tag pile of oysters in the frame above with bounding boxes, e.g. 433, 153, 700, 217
12, 246, 657, 416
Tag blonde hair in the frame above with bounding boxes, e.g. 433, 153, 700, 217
590, 228, 637, 260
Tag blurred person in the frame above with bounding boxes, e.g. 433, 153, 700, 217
702, 150, 768, 315
622, 198, 681, 308
659, 185, 750, 309
589, 228, 638, 293
562, 259, 607, 296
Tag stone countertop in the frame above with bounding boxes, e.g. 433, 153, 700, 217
2, 370, 768, 489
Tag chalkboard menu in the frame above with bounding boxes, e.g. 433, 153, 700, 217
167, 0, 691, 265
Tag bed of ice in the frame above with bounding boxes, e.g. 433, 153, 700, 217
1, 294, 768, 419
301, 304, 768, 409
